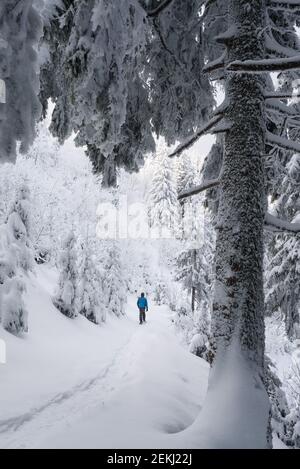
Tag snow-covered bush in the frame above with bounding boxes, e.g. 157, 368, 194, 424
77, 246, 106, 324
148, 145, 179, 238
53, 233, 78, 319
0, 184, 32, 334
6, 183, 33, 272
1, 276, 28, 334
153, 279, 168, 306
189, 333, 207, 359
173, 302, 195, 345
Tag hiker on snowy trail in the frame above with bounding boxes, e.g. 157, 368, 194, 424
137, 293, 148, 324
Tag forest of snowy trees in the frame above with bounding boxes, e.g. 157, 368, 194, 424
0, 0, 300, 450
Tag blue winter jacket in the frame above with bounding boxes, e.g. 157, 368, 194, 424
137, 297, 148, 310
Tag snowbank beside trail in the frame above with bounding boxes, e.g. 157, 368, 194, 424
38, 306, 209, 450
174, 343, 270, 449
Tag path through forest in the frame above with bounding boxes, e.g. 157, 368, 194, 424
0, 274, 209, 449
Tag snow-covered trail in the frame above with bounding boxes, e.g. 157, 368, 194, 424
0, 271, 209, 449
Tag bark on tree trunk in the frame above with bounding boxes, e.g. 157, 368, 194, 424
206, 0, 271, 447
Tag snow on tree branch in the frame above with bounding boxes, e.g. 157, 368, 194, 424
265, 213, 300, 233
266, 98, 299, 116
227, 56, 300, 72
266, 131, 300, 153
178, 179, 220, 201
169, 114, 223, 158
268, 0, 300, 12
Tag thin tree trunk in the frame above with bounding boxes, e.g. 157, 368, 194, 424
191, 286, 196, 313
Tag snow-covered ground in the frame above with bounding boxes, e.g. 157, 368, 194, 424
0, 265, 209, 449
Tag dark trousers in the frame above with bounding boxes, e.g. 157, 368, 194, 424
139, 308, 146, 323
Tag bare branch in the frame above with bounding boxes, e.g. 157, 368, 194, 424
178, 179, 220, 201
169, 114, 223, 158
265, 213, 300, 233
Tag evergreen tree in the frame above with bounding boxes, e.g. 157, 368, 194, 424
148, 146, 178, 238
0, 184, 32, 334
266, 155, 300, 339
77, 245, 106, 324
53, 232, 78, 318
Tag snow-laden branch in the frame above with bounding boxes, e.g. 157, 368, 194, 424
266, 34, 299, 58
266, 131, 300, 153
268, 0, 300, 12
288, 118, 300, 127
178, 179, 220, 201
265, 213, 300, 233
169, 114, 223, 158
264, 91, 300, 99
228, 56, 300, 72
211, 120, 232, 134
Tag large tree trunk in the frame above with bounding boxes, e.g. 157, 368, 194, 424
199, 0, 271, 448
212, 0, 266, 371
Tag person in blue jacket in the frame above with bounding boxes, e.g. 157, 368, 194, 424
137, 292, 148, 324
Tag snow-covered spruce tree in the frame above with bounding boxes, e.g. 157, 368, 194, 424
39, 0, 216, 187
148, 146, 178, 237
175, 214, 213, 358
1, 275, 28, 334
40, 0, 155, 187
142, 0, 214, 146
103, 242, 126, 318
77, 245, 106, 324
53, 232, 78, 319
0, 0, 42, 162
0, 184, 32, 334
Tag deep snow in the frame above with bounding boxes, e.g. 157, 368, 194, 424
0, 264, 293, 449
0, 265, 209, 449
